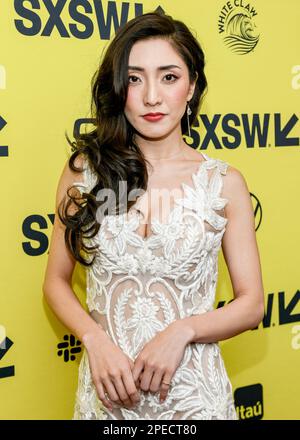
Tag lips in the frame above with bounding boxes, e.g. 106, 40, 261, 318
143, 113, 165, 116
142, 113, 166, 122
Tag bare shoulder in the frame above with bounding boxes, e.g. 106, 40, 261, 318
221, 163, 250, 203
55, 153, 87, 213
60, 153, 86, 185
218, 162, 254, 228
43, 153, 87, 289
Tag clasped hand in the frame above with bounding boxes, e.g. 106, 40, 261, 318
87, 320, 192, 412
131, 321, 191, 404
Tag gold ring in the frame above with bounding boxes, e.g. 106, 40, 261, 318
161, 381, 170, 386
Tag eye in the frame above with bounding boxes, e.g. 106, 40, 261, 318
128, 75, 141, 83
128, 73, 179, 85
164, 73, 178, 82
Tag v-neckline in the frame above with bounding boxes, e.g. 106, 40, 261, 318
128, 152, 209, 242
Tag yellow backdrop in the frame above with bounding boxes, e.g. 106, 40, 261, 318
0, 0, 299, 420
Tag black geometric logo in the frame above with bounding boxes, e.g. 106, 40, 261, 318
251, 192, 262, 231
234, 383, 264, 419
0, 334, 15, 379
57, 334, 82, 362
0, 115, 8, 157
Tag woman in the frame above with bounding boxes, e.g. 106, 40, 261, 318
43, 11, 264, 420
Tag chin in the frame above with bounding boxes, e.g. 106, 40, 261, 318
137, 130, 171, 141
136, 125, 175, 140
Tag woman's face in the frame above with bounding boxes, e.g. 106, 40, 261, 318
124, 37, 196, 140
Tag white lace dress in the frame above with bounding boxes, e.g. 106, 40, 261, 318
72, 152, 238, 420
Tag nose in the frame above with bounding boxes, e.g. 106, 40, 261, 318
143, 78, 161, 106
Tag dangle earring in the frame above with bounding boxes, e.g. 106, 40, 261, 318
186, 101, 192, 137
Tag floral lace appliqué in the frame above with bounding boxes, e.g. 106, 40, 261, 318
72, 153, 238, 420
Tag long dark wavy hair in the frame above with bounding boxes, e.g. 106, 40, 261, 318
58, 10, 208, 267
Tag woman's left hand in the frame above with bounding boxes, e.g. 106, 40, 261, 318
131, 321, 193, 402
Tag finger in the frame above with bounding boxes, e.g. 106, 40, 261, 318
129, 361, 140, 390
102, 378, 123, 406
128, 357, 135, 369
139, 368, 155, 392
96, 382, 113, 411
127, 358, 140, 390
122, 370, 141, 406
149, 369, 164, 393
132, 358, 145, 384
160, 374, 173, 403
111, 375, 134, 408
135, 377, 140, 390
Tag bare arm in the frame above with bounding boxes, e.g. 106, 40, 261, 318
130, 164, 265, 402
179, 165, 265, 344
42, 154, 106, 344
42, 154, 141, 410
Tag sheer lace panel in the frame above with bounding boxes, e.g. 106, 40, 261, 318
72, 152, 237, 420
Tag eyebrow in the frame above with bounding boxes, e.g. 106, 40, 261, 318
128, 64, 182, 71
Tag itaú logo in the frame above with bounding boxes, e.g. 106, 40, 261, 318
234, 384, 263, 420
13, 0, 158, 39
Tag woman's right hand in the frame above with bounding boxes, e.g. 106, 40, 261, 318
82, 327, 141, 411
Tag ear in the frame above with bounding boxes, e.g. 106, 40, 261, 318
187, 72, 198, 101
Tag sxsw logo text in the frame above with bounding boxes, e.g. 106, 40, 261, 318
14, 0, 149, 39
73, 114, 300, 150
188, 113, 299, 149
